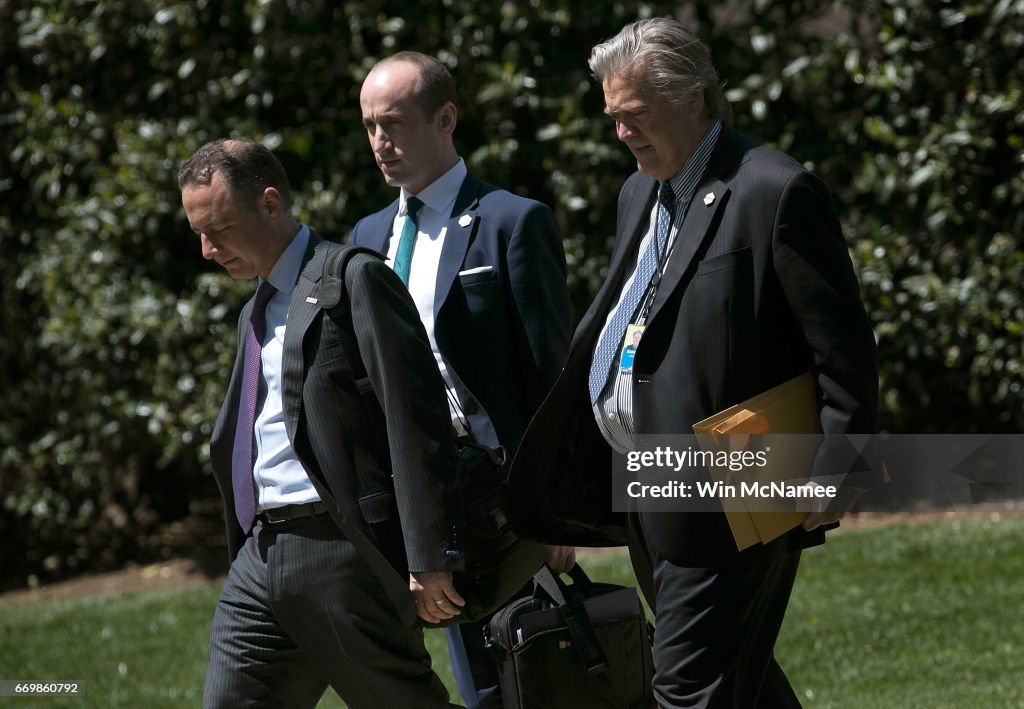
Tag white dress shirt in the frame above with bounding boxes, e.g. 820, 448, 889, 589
385, 158, 469, 432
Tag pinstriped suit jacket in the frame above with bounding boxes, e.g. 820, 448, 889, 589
209, 231, 459, 627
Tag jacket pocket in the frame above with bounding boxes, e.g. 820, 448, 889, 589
695, 246, 750, 277
458, 268, 498, 287
358, 489, 397, 524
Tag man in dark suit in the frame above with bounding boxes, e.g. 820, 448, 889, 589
179, 138, 463, 708
351, 52, 572, 708
508, 18, 879, 707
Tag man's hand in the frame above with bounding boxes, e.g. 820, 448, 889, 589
801, 481, 864, 531
544, 545, 576, 574
409, 570, 466, 624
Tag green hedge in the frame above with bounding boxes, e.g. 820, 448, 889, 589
2, 0, 1021, 585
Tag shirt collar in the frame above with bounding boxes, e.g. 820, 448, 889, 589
664, 120, 722, 203
400, 158, 467, 219
263, 224, 310, 296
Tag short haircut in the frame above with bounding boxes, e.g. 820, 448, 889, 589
589, 17, 731, 123
376, 51, 457, 121
177, 138, 292, 210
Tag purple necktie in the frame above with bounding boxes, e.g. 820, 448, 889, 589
231, 280, 276, 533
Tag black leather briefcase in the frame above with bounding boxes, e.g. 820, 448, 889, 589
484, 565, 655, 708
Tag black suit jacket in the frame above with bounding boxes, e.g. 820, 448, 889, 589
509, 127, 879, 566
209, 231, 459, 627
351, 172, 570, 452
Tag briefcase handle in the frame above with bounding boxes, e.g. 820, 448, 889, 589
532, 563, 593, 605
532, 565, 610, 676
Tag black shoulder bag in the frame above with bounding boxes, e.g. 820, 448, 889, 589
484, 564, 655, 708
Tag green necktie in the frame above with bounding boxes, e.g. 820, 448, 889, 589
393, 196, 424, 285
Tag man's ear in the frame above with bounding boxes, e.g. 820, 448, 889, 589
437, 101, 457, 135
260, 187, 285, 221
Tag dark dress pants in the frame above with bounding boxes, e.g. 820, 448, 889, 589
628, 511, 804, 709
203, 515, 459, 709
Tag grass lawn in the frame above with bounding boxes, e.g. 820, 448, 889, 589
1, 517, 1022, 707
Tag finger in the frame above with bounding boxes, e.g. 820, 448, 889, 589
443, 587, 466, 608
562, 550, 577, 573
414, 598, 437, 624
801, 513, 822, 532
803, 510, 840, 531
419, 599, 449, 624
430, 597, 461, 618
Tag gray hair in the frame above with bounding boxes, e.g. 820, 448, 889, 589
589, 17, 731, 124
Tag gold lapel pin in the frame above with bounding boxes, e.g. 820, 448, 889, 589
703, 192, 715, 206
458, 214, 473, 228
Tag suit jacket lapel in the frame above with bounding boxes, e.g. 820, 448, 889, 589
433, 173, 483, 315
281, 231, 329, 443
646, 130, 740, 325
362, 207, 396, 255
646, 180, 730, 324
211, 297, 252, 470
571, 175, 655, 348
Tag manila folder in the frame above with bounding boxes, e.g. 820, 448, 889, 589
692, 373, 820, 550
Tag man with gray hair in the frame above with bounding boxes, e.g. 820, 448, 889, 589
509, 17, 878, 706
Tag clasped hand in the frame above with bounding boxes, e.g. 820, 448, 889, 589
409, 570, 466, 624
800, 480, 864, 531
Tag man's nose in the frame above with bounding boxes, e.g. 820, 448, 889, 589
200, 233, 217, 260
372, 126, 391, 152
616, 121, 638, 141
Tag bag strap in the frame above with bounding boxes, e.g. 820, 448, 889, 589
319, 244, 383, 310
319, 245, 392, 498
533, 565, 610, 676
324, 244, 482, 443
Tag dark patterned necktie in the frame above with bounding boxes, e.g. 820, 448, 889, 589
231, 280, 276, 532
588, 182, 676, 404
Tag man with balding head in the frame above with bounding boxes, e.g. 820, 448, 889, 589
180, 138, 464, 708
352, 52, 572, 708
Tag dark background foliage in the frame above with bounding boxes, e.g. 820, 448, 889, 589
2, 0, 1021, 588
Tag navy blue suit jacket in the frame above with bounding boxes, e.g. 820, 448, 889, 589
351, 172, 571, 453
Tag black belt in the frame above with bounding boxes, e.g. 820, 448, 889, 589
258, 501, 330, 525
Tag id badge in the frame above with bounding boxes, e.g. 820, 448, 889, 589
619, 324, 645, 372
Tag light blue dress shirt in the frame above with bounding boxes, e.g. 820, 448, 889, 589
593, 121, 722, 453
252, 225, 321, 510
